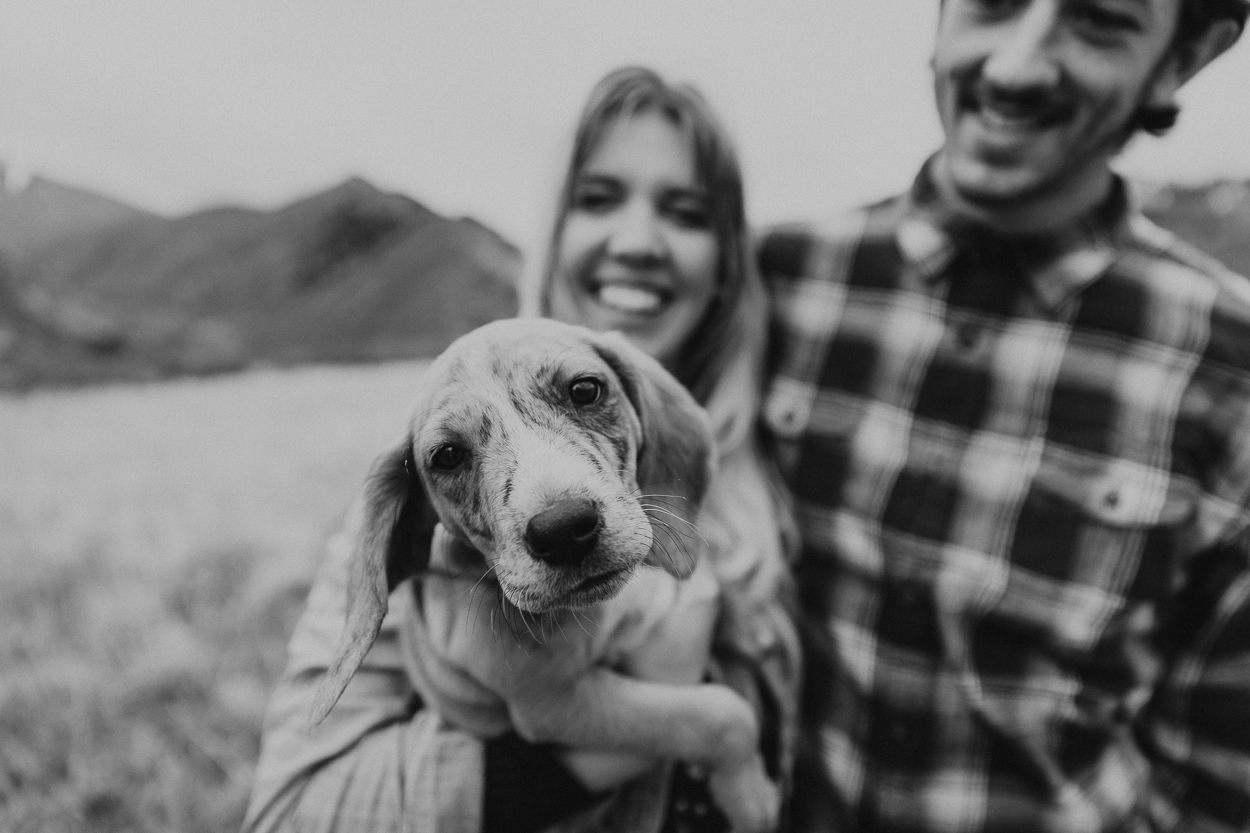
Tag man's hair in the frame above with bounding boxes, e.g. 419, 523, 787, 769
1136, 0, 1248, 134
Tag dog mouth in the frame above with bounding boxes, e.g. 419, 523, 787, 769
574, 566, 630, 594
497, 565, 635, 613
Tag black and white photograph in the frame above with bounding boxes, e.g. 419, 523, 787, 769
3, 2, 1249, 832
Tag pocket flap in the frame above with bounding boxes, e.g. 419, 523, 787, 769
1032, 452, 1194, 528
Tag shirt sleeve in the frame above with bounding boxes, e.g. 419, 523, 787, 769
240, 502, 485, 833
1140, 532, 1250, 833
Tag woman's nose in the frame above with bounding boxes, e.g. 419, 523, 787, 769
981, 0, 1063, 92
605, 200, 666, 264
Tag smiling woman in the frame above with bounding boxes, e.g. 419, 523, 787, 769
533, 67, 758, 411
549, 112, 719, 367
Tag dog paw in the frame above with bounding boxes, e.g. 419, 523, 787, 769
706, 755, 780, 833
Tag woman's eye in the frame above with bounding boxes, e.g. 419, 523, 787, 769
431, 444, 468, 471
569, 377, 604, 406
571, 181, 622, 214
968, 0, 1025, 17
661, 195, 711, 229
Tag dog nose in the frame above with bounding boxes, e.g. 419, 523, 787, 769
526, 498, 601, 565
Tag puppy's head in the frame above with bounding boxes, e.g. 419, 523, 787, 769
311, 318, 714, 724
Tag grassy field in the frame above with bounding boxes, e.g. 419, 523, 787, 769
0, 360, 431, 832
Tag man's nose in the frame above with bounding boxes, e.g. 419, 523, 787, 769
606, 200, 665, 264
981, 0, 1063, 91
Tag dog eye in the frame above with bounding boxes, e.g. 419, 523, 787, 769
569, 376, 604, 406
431, 444, 468, 471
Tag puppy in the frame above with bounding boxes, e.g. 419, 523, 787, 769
312, 318, 779, 832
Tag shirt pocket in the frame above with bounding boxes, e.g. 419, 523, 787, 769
981, 452, 1197, 676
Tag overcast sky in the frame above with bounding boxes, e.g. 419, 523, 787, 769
4, 1, 1248, 249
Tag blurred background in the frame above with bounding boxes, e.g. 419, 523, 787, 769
1, 2, 1247, 830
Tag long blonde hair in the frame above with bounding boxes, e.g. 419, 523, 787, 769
522, 66, 795, 587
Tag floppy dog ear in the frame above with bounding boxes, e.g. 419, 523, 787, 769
310, 438, 438, 726
590, 330, 715, 579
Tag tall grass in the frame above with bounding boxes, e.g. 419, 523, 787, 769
0, 360, 429, 832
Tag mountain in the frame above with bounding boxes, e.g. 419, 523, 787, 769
0, 169, 153, 258
0, 176, 519, 388
1141, 179, 1250, 278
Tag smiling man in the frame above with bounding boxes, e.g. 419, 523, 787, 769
758, 1, 1249, 831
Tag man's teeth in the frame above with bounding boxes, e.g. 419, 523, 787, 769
596, 284, 665, 314
979, 103, 1043, 131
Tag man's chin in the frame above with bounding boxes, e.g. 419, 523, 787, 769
940, 151, 1053, 210
935, 146, 1117, 234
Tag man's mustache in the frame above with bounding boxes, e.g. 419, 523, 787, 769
959, 76, 1074, 123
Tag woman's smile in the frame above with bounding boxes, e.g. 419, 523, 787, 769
586, 275, 675, 317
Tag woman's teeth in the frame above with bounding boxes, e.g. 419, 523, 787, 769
596, 284, 665, 315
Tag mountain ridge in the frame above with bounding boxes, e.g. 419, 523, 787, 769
0, 170, 155, 259
0, 173, 519, 388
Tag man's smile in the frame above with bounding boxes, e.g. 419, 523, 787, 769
958, 82, 1072, 145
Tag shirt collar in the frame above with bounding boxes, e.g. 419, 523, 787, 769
896, 157, 1130, 313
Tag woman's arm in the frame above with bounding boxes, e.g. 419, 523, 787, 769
241, 502, 485, 833
243, 505, 608, 833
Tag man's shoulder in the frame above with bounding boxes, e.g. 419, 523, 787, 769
1126, 211, 1243, 277
1124, 212, 1250, 318
756, 193, 909, 282
1123, 213, 1250, 374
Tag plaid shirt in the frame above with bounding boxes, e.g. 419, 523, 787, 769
759, 167, 1250, 833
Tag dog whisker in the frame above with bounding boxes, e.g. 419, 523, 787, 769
645, 520, 682, 564
646, 518, 697, 572
652, 536, 680, 572
467, 563, 497, 595
659, 535, 694, 573
636, 493, 692, 516
641, 506, 708, 550
503, 604, 526, 646
494, 596, 520, 646
639, 503, 700, 530
636, 491, 690, 502
570, 608, 597, 639
635, 480, 694, 497
468, 570, 501, 636
518, 608, 540, 644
